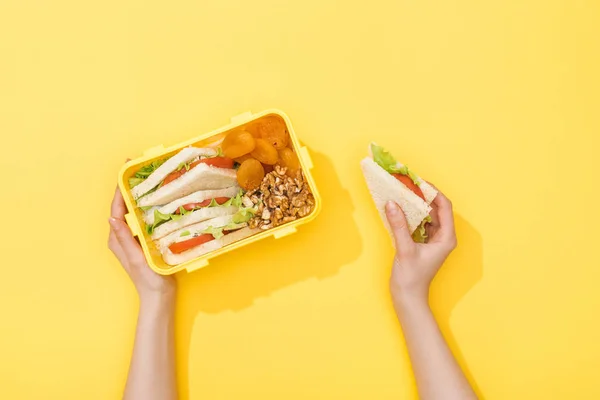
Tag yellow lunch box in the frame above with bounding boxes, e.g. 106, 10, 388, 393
117, 109, 321, 275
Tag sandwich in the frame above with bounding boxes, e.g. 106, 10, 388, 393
128, 146, 259, 265
360, 143, 438, 243
130, 147, 238, 207
156, 214, 258, 266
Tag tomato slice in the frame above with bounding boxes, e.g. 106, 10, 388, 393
162, 169, 186, 186
175, 197, 231, 214
162, 157, 235, 186
169, 234, 215, 254
196, 157, 234, 169
392, 174, 426, 202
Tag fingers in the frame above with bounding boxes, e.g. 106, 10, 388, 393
431, 191, 457, 246
109, 217, 146, 266
111, 186, 127, 219
108, 228, 131, 271
385, 201, 414, 251
428, 201, 440, 228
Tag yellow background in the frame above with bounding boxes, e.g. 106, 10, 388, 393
1, 0, 599, 398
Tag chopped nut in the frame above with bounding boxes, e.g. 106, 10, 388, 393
242, 196, 254, 208
298, 205, 311, 217
274, 165, 287, 176
261, 208, 271, 220
274, 208, 283, 220
244, 164, 315, 232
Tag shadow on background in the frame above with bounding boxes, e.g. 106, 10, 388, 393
174, 150, 362, 399
430, 215, 484, 398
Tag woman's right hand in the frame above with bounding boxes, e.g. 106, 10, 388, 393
385, 189, 457, 307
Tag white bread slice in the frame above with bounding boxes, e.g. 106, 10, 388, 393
151, 206, 238, 240
143, 186, 240, 225
138, 164, 237, 207
367, 142, 437, 205
162, 227, 260, 266
132, 147, 216, 199
416, 178, 438, 204
157, 214, 245, 249
360, 157, 433, 235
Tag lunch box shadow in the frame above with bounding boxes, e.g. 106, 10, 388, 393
174, 150, 362, 399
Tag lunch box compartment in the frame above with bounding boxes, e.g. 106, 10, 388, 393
118, 110, 321, 275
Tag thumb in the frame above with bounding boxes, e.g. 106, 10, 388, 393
385, 201, 414, 250
109, 217, 145, 264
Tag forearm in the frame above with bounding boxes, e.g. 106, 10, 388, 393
394, 294, 476, 400
124, 294, 177, 400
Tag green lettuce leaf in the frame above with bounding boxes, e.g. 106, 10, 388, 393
144, 191, 247, 234
232, 191, 244, 207
177, 160, 193, 171
131, 158, 167, 193
154, 209, 171, 222
407, 170, 419, 185
170, 213, 183, 221
411, 215, 432, 243
129, 177, 145, 188
202, 225, 225, 240
146, 209, 173, 234
222, 190, 244, 207
178, 206, 189, 215
140, 205, 154, 211
232, 207, 255, 224
215, 147, 224, 157
180, 230, 191, 237
202, 221, 247, 239
134, 159, 166, 179
207, 198, 220, 207
370, 143, 420, 186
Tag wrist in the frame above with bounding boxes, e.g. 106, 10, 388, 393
391, 285, 429, 314
139, 291, 176, 316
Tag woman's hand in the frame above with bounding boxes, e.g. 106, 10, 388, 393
109, 186, 178, 400
385, 189, 457, 307
108, 187, 176, 305
385, 189, 477, 399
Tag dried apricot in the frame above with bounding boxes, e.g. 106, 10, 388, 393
258, 116, 289, 149
234, 153, 254, 164
251, 138, 279, 165
243, 121, 261, 138
222, 130, 255, 159
237, 159, 265, 190
278, 148, 300, 174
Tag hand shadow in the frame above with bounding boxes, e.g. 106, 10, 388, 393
174, 150, 362, 400
429, 215, 484, 398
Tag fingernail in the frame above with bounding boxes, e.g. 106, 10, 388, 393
386, 201, 399, 215
108, 217, 118, 229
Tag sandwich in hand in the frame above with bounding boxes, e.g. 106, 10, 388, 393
128, 146, 259, 265
360, 143, 438, 243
